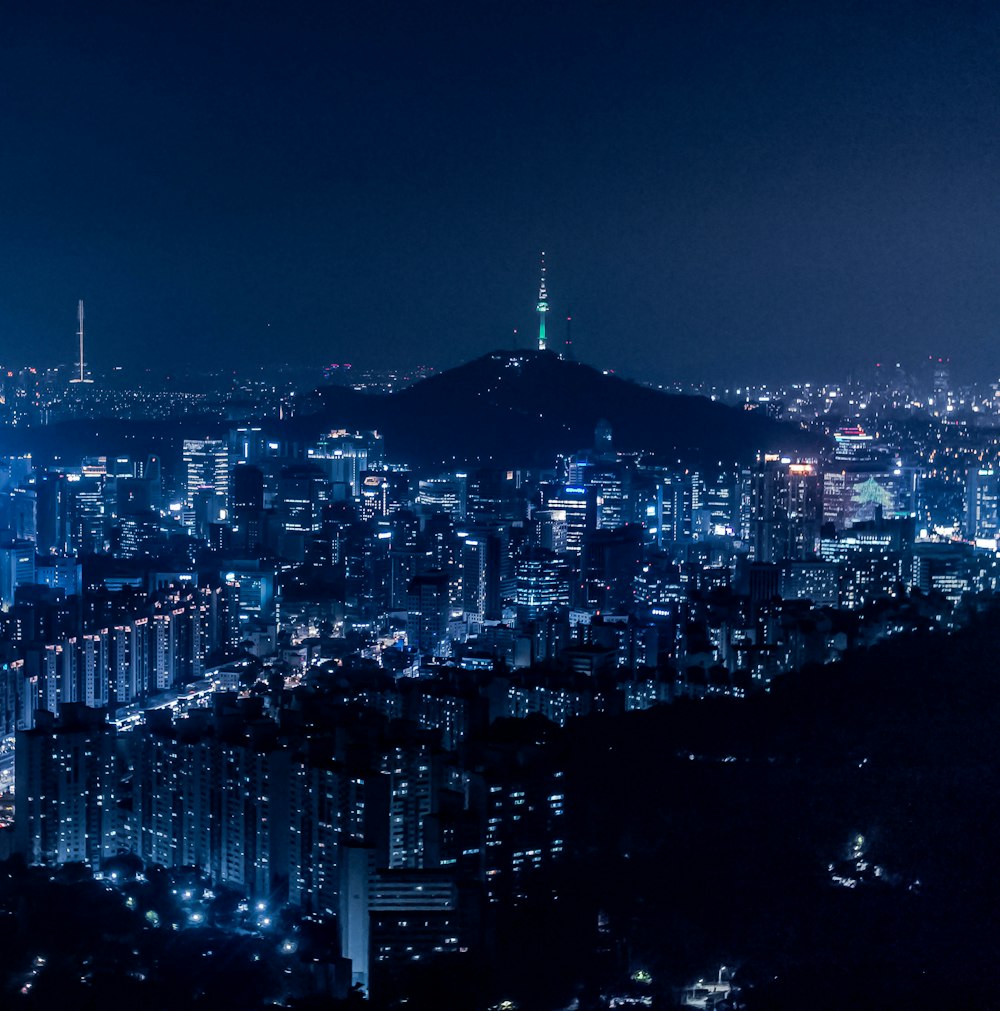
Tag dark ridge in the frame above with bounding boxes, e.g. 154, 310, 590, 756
295, 349, 822, 469
0, 351, 822, 471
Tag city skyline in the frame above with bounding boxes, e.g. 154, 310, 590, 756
0, 325, 993, 1006
4, 4, 1000, 1007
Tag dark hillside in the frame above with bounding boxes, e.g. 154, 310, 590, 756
297, 350, 822, 469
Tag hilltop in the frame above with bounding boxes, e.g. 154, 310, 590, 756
296, 349, 821, 470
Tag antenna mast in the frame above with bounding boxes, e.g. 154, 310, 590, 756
536, 252, 549, 352
70, 300, 93, 384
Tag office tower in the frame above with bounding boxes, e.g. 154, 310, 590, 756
701, 467, 737, 536
182, 438, 229, 526
749, 458, 822, 563
823, 467, 913, 532
460, 533, 488, 621
231, 463, 265, 552
386, 510, 424, 609
0, 487, 38, 543
966, 467, 1000, 539
929, 355, 950, 405
232, 462, 265, 512
540, 483, 590, 554
359, 472, 390, 520
229, 425, 267, 464
460, 524, 505, 621
833, 425, 876, 463
514, 546, 570, 620
416, 475, 467, 521
580, 525, 643, 612
532, 508, 568, 553
278, 464, 328, 534
383, 469, 412, 514
116, 475, 153, 518
588, 463, 629, 530
390, 546, 429, 611
0, 455, 34, 493
116, 514, 160, 558
224, 565, 276, 628
33, 473, 70, 555
466, 468, 525, 524
0, 541, 35, 608
68, 468, 107, 554
308, 429, 384, 498
406, 570, 451, 657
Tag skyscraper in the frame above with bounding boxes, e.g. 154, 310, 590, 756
406, 570, 451, 657
966, 467, 1000, 539
182, 438, 229, 529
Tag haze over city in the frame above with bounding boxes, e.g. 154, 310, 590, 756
4, 3, 1000, 381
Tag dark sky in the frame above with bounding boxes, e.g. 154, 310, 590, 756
4, 1, 1000, 384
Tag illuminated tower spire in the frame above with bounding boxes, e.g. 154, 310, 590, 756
70, 299, 92, 384
536, 251, 549, 352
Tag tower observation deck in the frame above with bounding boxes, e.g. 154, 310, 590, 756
536, 252, 549, 352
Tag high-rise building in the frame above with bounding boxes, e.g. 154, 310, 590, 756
460, 525, 506, 622
406, 570, 451, 657
823, 467, 914, 531
580, 525, 643, 612
15, 704, 122, 867
966, 467, 1000, 540
182, 438, 229, 521
540, 483, 590, 554
278, 464, 328, 535
417, 475, 467, 521
748, 458, 822, 563
230, 463, 265, 552
514, 547, 570, 620
357, 471, 388, 520
0, 540, 35, 608
307, 430, 384, 498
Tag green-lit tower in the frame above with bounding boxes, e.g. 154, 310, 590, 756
536, 251, 549, 352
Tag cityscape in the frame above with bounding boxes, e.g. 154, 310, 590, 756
5, 2, 1000, 1009
0, 283, 996, 1007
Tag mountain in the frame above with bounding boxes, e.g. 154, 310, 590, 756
295, 349, 822, 470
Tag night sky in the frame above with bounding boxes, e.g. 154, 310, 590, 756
4, 1, 1000, 383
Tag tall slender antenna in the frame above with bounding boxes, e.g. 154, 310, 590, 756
70, 299, 93, 384
536, 252, 549, 352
